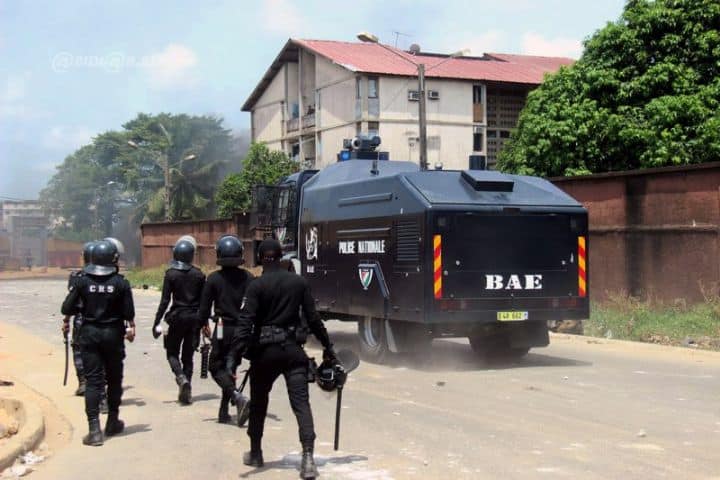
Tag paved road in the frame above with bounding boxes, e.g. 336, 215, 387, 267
1, 279, 720, 479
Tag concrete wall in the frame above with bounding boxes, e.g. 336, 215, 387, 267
47, 238, 84, 268
252, 64, 286, 147
141, 162, 720, 303
552, 162, 720, 303
140, 214, 256, 268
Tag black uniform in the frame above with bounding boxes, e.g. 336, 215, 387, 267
155, 266, 206, 381
61, 273, 134, 421
67, 270, 86, 383
198, 267, 254, 411
233, 263, 332, 450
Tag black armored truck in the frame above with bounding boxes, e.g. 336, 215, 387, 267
255, 137, 589, 362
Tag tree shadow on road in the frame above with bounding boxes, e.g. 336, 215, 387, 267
110, 423, 151, 438
202, 412, 281, 426
239, 453, 368, 478
122, 397, 147, 407
188, 393, 220, 403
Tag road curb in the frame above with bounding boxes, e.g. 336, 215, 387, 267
0, 397, 45, 472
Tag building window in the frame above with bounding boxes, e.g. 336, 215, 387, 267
356, 77, 361, 99
473, 85, 483, 104
408, 90, 420, 101
473, 126, 484, 152
356, 122, 362, 135
368, 122, 379, 137
368, 76, 378, 98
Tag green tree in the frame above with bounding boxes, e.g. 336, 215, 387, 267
41, 113, 236, 239
498, 0, 720, 176
124, 113, 232, 222
215, 142, 298, 217
40, 143, 125, 237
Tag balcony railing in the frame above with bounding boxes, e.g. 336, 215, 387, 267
302, 113, 315, 128
286, 117, 299, 132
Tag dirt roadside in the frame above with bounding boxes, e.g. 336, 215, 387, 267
0, 322, 77, 475
0, 268, 72, 281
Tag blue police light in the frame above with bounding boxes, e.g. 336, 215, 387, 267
340, 151, 351, 161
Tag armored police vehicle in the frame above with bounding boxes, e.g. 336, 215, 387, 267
257, 137, 589, 362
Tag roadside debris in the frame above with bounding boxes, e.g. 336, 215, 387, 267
637, 429, 647, 438
20, 452, 44, 466
0, 409, 19, 439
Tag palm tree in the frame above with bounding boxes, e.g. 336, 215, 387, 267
124, 114, 231, 222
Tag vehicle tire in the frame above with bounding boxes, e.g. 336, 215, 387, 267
358, 316, 391, 364
391, 321, 432, 352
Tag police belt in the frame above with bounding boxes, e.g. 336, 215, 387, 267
257, 324, 307, 346
215, 316, 239, 326
78, 318, 124, 327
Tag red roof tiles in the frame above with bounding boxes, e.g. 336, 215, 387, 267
296, 39, 573, 84
242, 39, 574, 111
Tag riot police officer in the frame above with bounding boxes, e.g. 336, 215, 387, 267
61, 240, 135, 446
63, 242, 110, 413
65, 241, 95, 395
198, 235, 253, 425
153, 237, 206, 404
232, 239, 337, 479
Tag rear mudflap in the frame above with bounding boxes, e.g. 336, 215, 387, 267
473, 321, 549, 349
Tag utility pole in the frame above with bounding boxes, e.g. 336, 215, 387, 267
417, 63, 428, 171
355, 32, 468, 172
162, 152, 171, 221
158, 123, 173, 222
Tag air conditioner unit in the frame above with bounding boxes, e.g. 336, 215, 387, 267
408, 90, 420, 101
428, 90, 440, 100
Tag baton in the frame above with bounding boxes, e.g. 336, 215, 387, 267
63, 330, 69, 386
237, 368, 250, 393
334, 384, 343, 450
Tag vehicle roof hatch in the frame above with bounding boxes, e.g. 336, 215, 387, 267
461, 170, 514, 192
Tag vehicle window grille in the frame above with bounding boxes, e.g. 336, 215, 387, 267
395, 220, 420, 263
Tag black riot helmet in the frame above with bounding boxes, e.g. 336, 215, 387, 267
103, 237, 125, 255
170, 239, 195, 270
82, 241, 97, 266
316, 359, 348, 392
257, 238, 283, 265
84, 240, 119, 276
216, 235, 244, 267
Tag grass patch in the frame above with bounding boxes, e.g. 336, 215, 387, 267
124, 264, 262, 289
585, 291, 720, 349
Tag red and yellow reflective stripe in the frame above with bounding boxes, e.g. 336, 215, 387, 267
578, 236, 587, 297
433, 234, 442, 299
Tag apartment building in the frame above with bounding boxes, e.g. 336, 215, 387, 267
242, 39, 572, 170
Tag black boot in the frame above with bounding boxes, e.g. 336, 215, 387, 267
218, 393, 231, 423
234, 390, 250, 427
176, 374, 191, 405
104, 412, 125, 436
300, 446, 319, 479
243, 450, 264, 467
75, 378, 86, 396
82, 418, 103, 446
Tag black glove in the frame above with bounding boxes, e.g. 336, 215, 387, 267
323, 346, 338, 364
152, 322, 161, 339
